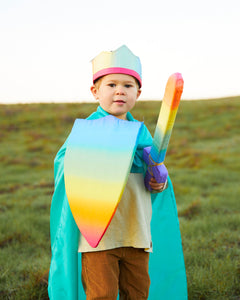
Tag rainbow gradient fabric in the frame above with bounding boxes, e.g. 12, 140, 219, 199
151, 73, 184, 163
92, 45, 142, 87
64, 115, 142, 247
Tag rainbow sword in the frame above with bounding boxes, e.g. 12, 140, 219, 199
143, 73, 184, 190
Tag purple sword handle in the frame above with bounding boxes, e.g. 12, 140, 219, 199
143, 146, 168, 191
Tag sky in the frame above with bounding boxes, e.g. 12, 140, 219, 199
0, 0, 239, 103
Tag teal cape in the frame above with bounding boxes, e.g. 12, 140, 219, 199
48, 106, 188, 299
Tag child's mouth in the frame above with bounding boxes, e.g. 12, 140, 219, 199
114, 100, 126, 104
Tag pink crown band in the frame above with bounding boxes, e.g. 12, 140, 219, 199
93, 67, 142, 87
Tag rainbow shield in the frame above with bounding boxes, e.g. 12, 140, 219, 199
64, 115, 142, 247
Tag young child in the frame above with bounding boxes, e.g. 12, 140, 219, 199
48, 45, 187, 300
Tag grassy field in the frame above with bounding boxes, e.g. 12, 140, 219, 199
0, 97, 240, 299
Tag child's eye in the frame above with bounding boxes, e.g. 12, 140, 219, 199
125, 84, 133, 88
108, 83, 116, 87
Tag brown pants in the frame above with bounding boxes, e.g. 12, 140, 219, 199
81, 247, 150, 300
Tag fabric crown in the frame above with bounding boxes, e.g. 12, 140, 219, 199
92, 45, 142, 87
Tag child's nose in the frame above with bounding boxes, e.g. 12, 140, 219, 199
115, 86, 125, 95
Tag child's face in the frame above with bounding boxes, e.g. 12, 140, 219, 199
90, 74, 141, 120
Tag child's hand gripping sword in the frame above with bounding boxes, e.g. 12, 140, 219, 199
143, 73, 184, 191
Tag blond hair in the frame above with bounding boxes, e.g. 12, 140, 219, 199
93, 75, 141, 90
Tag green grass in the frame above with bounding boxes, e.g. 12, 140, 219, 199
0, 97, 240, 299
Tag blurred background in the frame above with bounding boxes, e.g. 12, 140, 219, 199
0, 0, 240, 103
